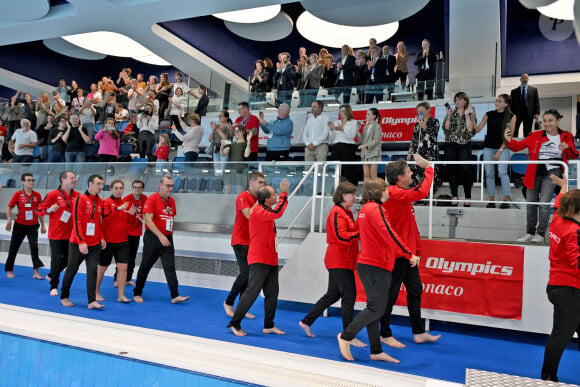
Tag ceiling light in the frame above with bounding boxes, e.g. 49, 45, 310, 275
537, 0, 574, 20
213, 5, 281, 24
224, 12, 293, 41
134, 54, 171, 66
296, 11, 399, 48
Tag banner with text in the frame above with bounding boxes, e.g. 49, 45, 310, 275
355, 240, 524, 319
352, 107, 436, 142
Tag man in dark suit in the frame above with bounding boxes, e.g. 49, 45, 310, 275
414, 39, 437, 101
365, 46, 387, 104
334, 44, 356, 103
274, 52, 295, 106
510, 73, 540, 137
382, 45, 397, 95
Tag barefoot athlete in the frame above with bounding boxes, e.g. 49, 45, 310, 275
60, 174, 106, 310
36, 171, 79, 296
223, 172, 265, 319
299, 181, 366, 348
380, 155, 441, 348
133, 176, 189, 304
337, 178, 419, 363
227, 179, 290, 336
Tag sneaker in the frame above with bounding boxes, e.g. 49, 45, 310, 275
530, 234, 545, 243
486, 203, 496, 208
517, 234, 534, 242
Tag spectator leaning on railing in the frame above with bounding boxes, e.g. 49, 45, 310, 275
505, 109, 578, 243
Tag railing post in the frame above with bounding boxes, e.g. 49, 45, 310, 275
310, 163, 318, 233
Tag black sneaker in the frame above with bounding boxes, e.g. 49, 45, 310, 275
486, 203, 496, 208
499, 203, 510, 209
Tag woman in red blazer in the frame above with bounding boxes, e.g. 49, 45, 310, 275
505, 109, 578, 243
337, 178, 418, 363
541, 176, 580, 382
299, 182, 364, 346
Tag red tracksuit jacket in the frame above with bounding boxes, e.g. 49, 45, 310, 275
36, 189, 80, 240
383, 166, 434, 255
324, 205, 359, 270
357, 201, 413, 271
70, 192, 104, 246
548, 194, 580, 289
248, 192, 289, 266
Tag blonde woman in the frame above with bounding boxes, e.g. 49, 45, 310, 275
357, 108, 383, 180
395, 41, 409, 87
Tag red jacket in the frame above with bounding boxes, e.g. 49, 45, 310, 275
506, 129, 578, 190
102, 196, 137, 243
357, 201, 413, 271
248, 192, 288, 266
70, 192, 104, 246
383, 167, 433, 255
123, 193, 147, 237
8, 190, 42, 226
548, 194, 580, 289
36, 189, 80, 240
325, 205, 359, 270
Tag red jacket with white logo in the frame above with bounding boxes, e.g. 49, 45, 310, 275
383, 167, 433, 255
36, 189, 80, 240
70, 192, 104, 246
248, 192, 288, 266
325, 205, 359, 270
123, 194, 147, 237
102, 196, 138, 243
548, 194, 580, 289
357, 201, 413, 271
506, 129, 578, 190
8, 189, 42, 226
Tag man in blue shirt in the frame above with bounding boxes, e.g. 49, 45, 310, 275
258, 103, 293, 161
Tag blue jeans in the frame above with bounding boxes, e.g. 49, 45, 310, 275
483, 147, 511, 197
526, 167, 561, 236
12, 155, 33, 163
66, 152, 85, 163
48, 150, 66, 162
213, 151, 228, 175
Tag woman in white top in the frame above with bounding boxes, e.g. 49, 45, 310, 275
78, 98, 96, 140
328, 104, 360, 184
127, 79, 144, 116
168, 87, 187, 130
174, 113, 204, 161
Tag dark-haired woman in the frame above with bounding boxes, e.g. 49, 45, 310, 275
475, 94, 516, 208
95, 118, 120, 162
358, 108, 382, 181
443, 91, 477, 206
250, 60, 270, 103
408, 102, 440, 187
337, 178, 419, 363
505, 109, 578, 243
155, 72, 173, 119
299, 182, 364, 346
541, 176, 580, 382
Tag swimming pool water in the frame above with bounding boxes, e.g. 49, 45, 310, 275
0, 332, 255, 387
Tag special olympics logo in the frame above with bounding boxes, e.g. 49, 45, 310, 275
538, 14, 574, 42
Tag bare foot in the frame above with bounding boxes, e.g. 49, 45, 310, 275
127, 281, 136, 286
414, 332, 441, 344
114, 281, 118, 288
245, 312, 256, 319
351, 338, 368, 348
337, 333, 353, 361
96, 294, 105, 302
88, 301, 105, 310
60, 298, 74, 307
33, 271, 44, 280
50, 289, 59, 297
223, 302, 234, 317
370, 352, 400, 363
263, 327, 286, 335
381, 336, 407, 348
171, 295, 190, 304
6, 272, 14, 279
230, 326, 247, 337
45, 275, 51, 282
298, 321, 316, 337
133, 296, 144, 303
117, 297, 131, 303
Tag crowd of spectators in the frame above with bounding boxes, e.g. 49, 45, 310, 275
0, 69, 209, 163
248, 38, 441, 107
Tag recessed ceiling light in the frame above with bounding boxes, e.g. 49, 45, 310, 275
213, 5, 281, 24
296, 11, 399, 48
537, 0, 574, 20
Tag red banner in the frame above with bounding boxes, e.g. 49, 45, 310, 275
355, 240, 524, 319
352, 107, 436, 142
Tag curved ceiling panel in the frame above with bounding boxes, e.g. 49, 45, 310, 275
0, 0, 50, 22
224, 11, 293, 41
300, 0, 429, 26
518, 0, 558, 8
537, 0, 575, 20
43, 38, 107, 60
296, 11, 398, 48
214, 5, 281, 24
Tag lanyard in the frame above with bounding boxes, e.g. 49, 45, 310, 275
59, 189, 70, 208
85, 193, 97, 220
241, 115, 251, 127
160, 194, 171, 215
22, 190, 34, 204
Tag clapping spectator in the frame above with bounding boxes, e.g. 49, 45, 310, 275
395, 41, 409, 87
87, 83, 102, 105
334, 45, 355, 104
7, 92, 23, 138
408, 102, 440, 187
127, 79, 145, 117
320, 55, 336, 89
36, 115, 55, 161
35, 92, 52, 129
190, 85, 209, 117
302, 53, 323, 108
155, 72, 173, 119
95, 118, 120, 162
114, 103, 129, 122
55, 78, 71, 105
48, 117, 67, 162
357, 108, 382, 181
50, 91, 66, 119
62, 114, 89, 162
11, 119, 37, 163
19, 92, 37, 129
250, 60, 270, 103
209, 110, 233, 166
274, 52, 295, 106
79, 98, 96, 140
258, 103, 293, 161
222, 125, 252, 194
329, 104, 360, 184
137, 103, 158, 159
168, 87, 186, 130
71, 88, 85, 113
